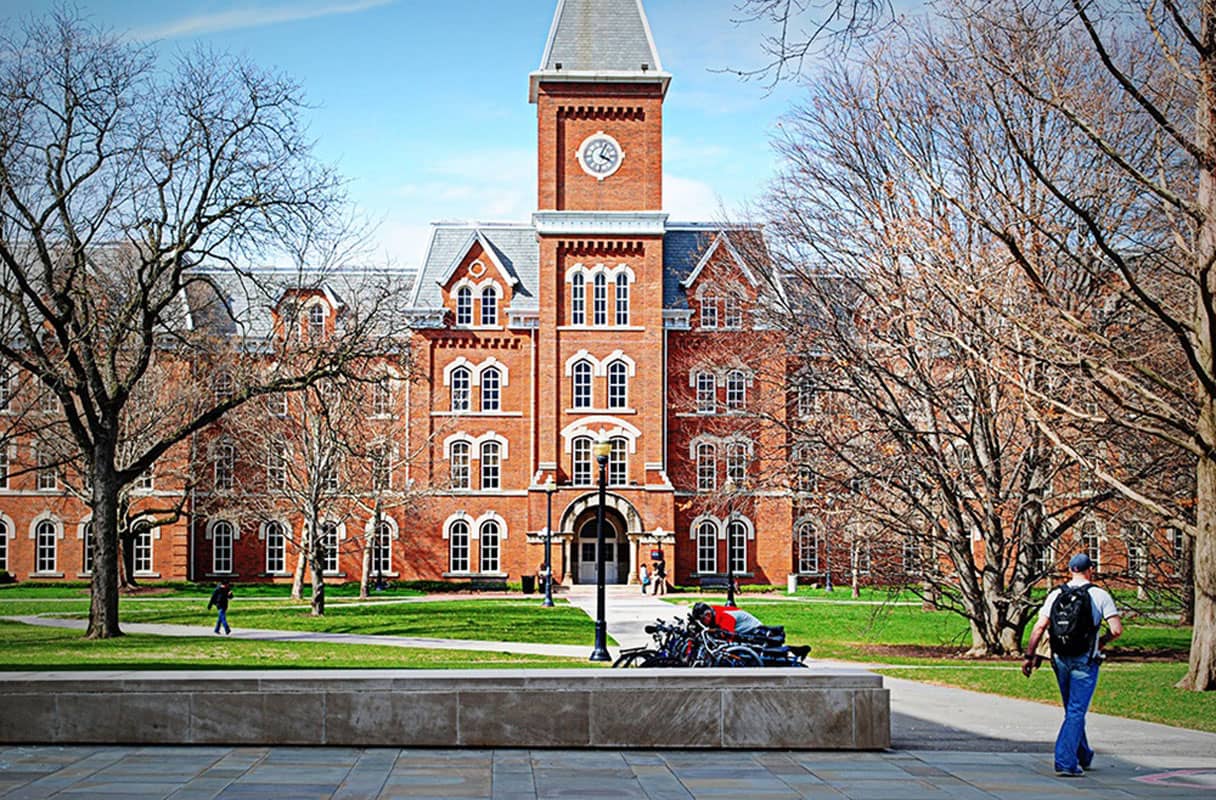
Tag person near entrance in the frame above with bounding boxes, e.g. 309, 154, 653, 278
652, 559, 666, 595
639, 563, 650, 594
1021, 553, 1122, 777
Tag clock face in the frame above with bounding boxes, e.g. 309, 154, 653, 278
577, 133, 624, 179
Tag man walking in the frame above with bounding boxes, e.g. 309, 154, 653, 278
207, 580, 233, 635
1022, 553, 1122, 777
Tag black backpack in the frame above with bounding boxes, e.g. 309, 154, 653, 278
1048, 584, 1097, 657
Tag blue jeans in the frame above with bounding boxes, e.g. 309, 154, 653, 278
214, 609, 230, 634
1051, 654, 1099, 771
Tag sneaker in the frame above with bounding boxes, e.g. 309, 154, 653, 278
225, 629, 231, 635
1055, 767, 1084, 778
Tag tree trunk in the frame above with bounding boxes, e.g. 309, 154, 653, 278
86, 441, 122, 639
290, 545, 306, 601
1180, 405, 1216, 689
310, 547, 326, 616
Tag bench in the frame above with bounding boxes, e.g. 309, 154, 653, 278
698, 575, 733, 592
0, 668, 890, 749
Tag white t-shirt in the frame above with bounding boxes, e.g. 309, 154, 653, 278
1038, 578, 1119, 659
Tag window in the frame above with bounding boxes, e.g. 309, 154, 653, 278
308, 304, 325, 341
372, 379, 391, 416
723, 295, 743, 329
700, 295, 718, 329
370, 444, 390, 491
607, 361, 628, 409
726, 370, 747, 410
320, 522, 339, 573
40, 389, 57, 414
82, 522, 93, 574
727, 519, 747, 574
615, 273, 630, 325
573, 437, 592, 485
321, 458, 340, 493
133, 526, 153, 575
213, 372, 234, 404
1080, 520, 1101, 573
696, 443, 717, 492
450, 366, 471, 412
450, 441, 470, 490
797, 521, 820, 574
696, 372, 716, 414
697, 521, 718, 574
456, 287, 473, 326
609, 437, 627, 485
571, 274, 586, 325
1171, 527, 1186, 562
0, 520, 7, 571
134, 469, 154, 492
212, 520, 233, 573
481, 367, 501, 412
0, 447, 7, 489
853, 539, 872, 574
0, 364, 10, 411
373, 521, 393, 574
902, 538, 921, 575
1124, 521, 1150, 579
214, 442, 234, 491
593, 273, 607, 326
572, 360, 593, 409
1035, 541, 1054, 577
35, 520, 57, 573
480, 520, 500, 572
268, 392, 288, 417
797, 379, 817, 417
37, 449, 58, 491
267, 443, 287, 490
726, 442, 748, 484
449, 520, 470, 572
480, 441, 501, 490
265, 522, 286, 573
481, 287, 498, 326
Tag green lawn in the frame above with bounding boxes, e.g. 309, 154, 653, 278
0, 621, 592, 670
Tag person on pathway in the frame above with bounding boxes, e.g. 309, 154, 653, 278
1021, 553, 1122, 777
652, 560, 667, 595
207, 580, 234, 635
639, 563, 650, 594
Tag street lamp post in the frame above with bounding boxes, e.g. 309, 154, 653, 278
723, 478, 738, 608
589, 438, 613, 662
542, 477, 556, 608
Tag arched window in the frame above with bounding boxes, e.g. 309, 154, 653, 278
214, 441, 235, 491
480, 520, 500, 573
609, 437, 627, 485
0, 519, 7, 571
571, 273, 586, 325
697, 521, 717, 574
450, 366, 471, 412
373, 521, 393, 574
1081, 520, 1101, 573
450, 441, 470, 490
456, 287, 473, 326
480, 287, 498, 326
593, 273, 608, 325
320, 522, 339, 573
797, 521, 820, 574
481, 367, 501, 412
572, 436, 593, 485
308, 304, 325, 341
726, 370, 747, 410
726, 441, 748, 484
607, 360, 628, 409
449, 519, 470, 572
212, 520, 233, 574
36, 519, 57, 573
132, 525, 154, 575
480, 441, 501, 490
696, 372, 716, 414
700, 294, 719, 329
696, 443, 717, 492
82, 522, 93, 573
572, 360, 593, 409
727, 518, 747, 574
615, 273, 630, 325
265, 521, 286, 573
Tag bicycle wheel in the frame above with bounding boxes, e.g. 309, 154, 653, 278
716, 645, 762, 667
612, 649, 658, 668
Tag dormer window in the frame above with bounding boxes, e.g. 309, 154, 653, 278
456, 287, 473, 326
481, 287, 498, 326
308, 304, 325, 342
723, 295, 743, 329
700, 295, 718, 329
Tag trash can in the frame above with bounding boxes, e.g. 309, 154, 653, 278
521, 575, 536, 594
787, 573, 798, 594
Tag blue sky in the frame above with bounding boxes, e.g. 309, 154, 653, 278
4, 1, 807, 269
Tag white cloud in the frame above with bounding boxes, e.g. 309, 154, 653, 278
663, 173, 726, 222
129, 0, 394, 41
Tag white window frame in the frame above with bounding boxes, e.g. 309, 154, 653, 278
481, 367, 501, 412
308, 304, 326, 341
480, 441, 501, 490
726, 441, 748, 484
797, 521, 820, 574
593, 273, 608, 326
213, 372, 234, 404
37, 448, 58, 491
214, 441, 235, 491
265, 521, 287, 574
696, 372, 716, 414
609, 437, 627, 485
450, 440, 471, 490
0, 519, 7, 572
726, 370, 747, 411
449, 519, 470, 572
35, 519, 58, 573
615, 273, 630, 325
571, 273, 586, 325
133, 526, 154, 575
267, 443, 287, 490
320, 522, 339, 573
456, 287, 473, 326
727, 518, 747, 573
212, 520, 234, 574
480, 287, 498, 326
697, 443, 717, 492
573, 436, 593, 486
479, 520, 500, 573
450, 367, 471, 413
373, 521, 393, 574
372, 379, 391, 416
700, 295, 719, 329
607, 361, 628, 410
697, 520, 718, 574
723, 294, 743, 329
82, 521, 93, 574
572, 360, 593, 409
370, 443, 391, 491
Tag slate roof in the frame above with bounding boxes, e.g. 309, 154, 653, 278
538, 0, 664, 74
409, 223, 539, 312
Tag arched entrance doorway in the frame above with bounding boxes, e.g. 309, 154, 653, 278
573, 508, 626, 584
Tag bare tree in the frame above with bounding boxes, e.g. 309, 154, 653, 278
0, 11, 405, 637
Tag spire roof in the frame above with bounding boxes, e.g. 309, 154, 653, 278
530, 0, 670, 101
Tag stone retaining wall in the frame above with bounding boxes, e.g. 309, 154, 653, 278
0, 668, 890, 749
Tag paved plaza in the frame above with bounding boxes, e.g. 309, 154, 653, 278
3, 587, 1214, 798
